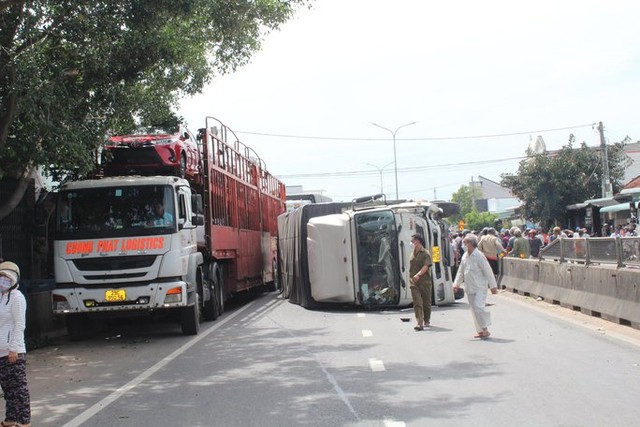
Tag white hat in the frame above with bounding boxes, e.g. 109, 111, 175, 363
0, 261, 20, 287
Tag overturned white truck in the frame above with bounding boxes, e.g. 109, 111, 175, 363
277, 196, 460, 309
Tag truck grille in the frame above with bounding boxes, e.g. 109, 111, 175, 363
73, 255, 157, 271
109, 147, 163, 165
84, 272, 148, 280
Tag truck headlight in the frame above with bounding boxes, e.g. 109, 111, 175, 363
164, 286, 183, 304
53, 294, 71, 311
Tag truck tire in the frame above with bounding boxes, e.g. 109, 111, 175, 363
216, 271, 225, 315
202, 279, 218, 321
181, 293, 201, 335
66, 314, 90, 341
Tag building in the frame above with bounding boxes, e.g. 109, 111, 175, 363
470, 176, 519, 219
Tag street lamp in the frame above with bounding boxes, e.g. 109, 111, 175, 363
366, 161, 395, 194
370, 121, 417, 200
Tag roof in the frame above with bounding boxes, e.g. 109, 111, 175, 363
622, 142, 640, 183
473, 176, 514, 199
623, 175, 640, 189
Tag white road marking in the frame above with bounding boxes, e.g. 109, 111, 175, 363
384, 420, 407, 427
369, 358, 386, 372
357, 313, 366, 318
62, 299, 264, 427
362, 329, 373, 337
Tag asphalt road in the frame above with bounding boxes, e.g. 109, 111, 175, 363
26, 291, 640, 427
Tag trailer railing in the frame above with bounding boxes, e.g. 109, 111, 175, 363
539, 237, 640, 267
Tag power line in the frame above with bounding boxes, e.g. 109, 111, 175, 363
238, 123, 597, 142
277, 156, 525, 179
328, 180, 472, 200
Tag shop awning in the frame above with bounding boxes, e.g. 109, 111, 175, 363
600, 203, 632, 213
583, 196, 619, 208
566, 202, 588, 210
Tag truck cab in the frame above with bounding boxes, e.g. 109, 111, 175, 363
52, 176, 204, 339
304, 201, 456, 307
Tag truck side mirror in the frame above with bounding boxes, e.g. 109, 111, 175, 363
191, 194, 203, 214
191, 214, 204, 226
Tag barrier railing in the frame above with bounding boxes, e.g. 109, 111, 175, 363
539, 237, 640, 267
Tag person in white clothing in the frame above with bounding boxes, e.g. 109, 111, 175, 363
0, 261, 30, 427
453, 235, 498, 339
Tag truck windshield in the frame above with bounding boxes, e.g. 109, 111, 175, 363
56, 185, 176, 239
354, 210, 400, 305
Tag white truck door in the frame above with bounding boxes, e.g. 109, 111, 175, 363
307, 214, 355, 303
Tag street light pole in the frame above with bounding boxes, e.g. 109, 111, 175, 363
370, 121, 417, 200
366, 161, 395, 194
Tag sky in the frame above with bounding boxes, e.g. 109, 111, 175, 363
179, 0, 640, 203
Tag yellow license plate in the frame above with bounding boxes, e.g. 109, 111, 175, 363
431, 246, 441, 263
105, 289, 126, 302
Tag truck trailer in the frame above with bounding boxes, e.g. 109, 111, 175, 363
52, 117, 285, 339
277, 196, 459, 309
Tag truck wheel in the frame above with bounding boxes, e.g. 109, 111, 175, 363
66, 314, 90, 341
202, 279, 218, 321
181, 293, 201, 335
217, 274, 225, 315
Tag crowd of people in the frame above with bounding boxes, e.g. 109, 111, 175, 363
438, 220, 640, 340
448, 222, 639, 264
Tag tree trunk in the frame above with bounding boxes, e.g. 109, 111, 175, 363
0, 167, 33, 221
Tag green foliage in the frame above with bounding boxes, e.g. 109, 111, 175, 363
500, 135, 631, 229
463, 210, 498, 232
0, 0, 309, 183
450, 185, 483, 222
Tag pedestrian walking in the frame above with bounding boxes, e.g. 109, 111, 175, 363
409, 234, 432, 331
0, 261, 30, 427
453, 235, 498, 339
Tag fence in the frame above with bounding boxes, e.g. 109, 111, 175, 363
539, 237, 640, 267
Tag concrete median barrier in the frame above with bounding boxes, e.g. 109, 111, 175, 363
500, 258, 640, 329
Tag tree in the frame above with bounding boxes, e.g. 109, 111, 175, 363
450, 184, 483, 223
464, 210, 498, 232
500, 135, 630, 229
0, 0, 309, 220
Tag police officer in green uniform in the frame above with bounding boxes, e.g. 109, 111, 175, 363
409, 234, 432, 331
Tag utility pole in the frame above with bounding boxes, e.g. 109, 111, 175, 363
470, 176, 476, 210
598, 122, 612, 198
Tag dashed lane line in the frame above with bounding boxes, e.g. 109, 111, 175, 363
369, 358, 386, 372
384, 420, 407, 427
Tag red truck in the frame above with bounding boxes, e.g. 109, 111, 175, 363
52, 116, 285, 339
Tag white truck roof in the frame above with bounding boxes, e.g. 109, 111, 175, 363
62, 175, 189, 190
